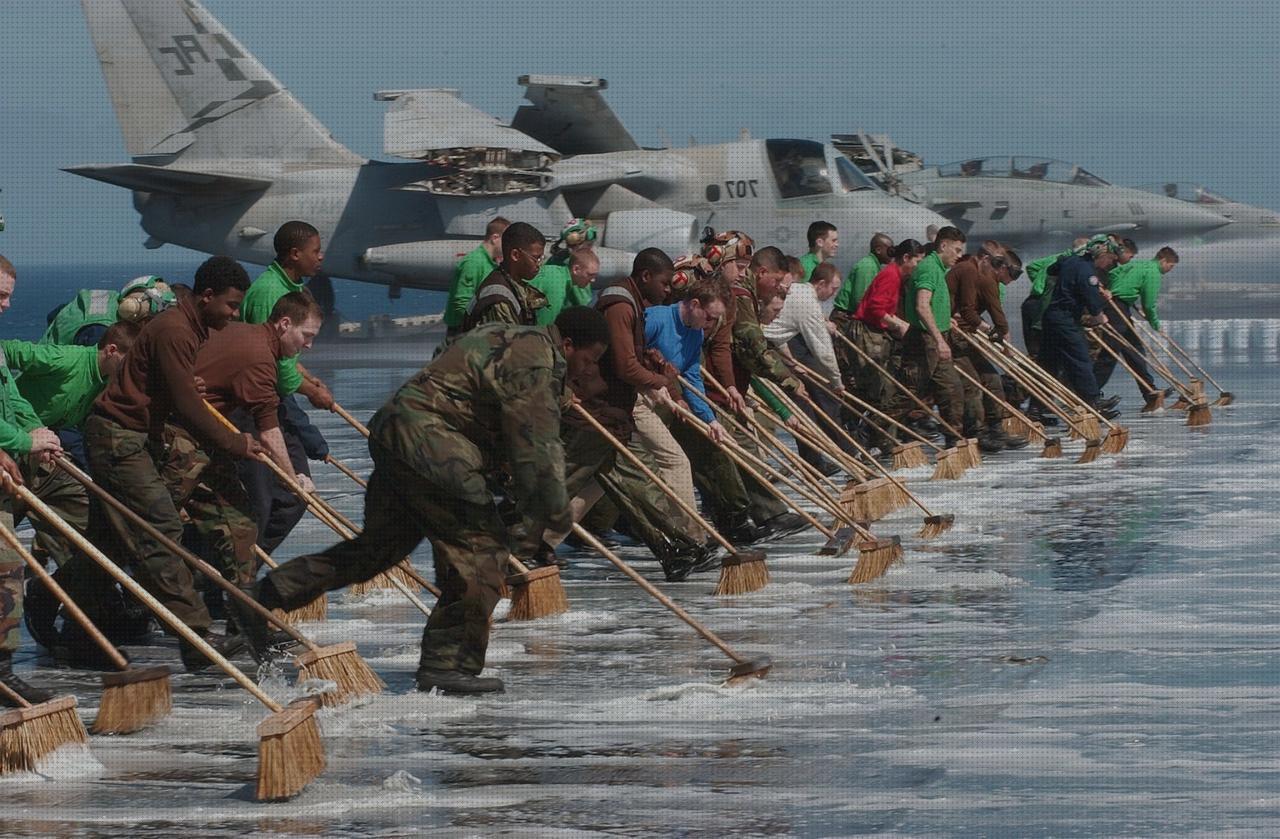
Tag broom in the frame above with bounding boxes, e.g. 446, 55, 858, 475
0, 526, 170, 735
56, 458, 384, 708
1146, 326, 1233, 406
505, 554, 569, 620
673, 403, 903, 579
7, 477, 323, 799
324, 453, 368, 489
0, 682, 89, 776
830, 333, 973, 477
951, 351, 1062, 459
331, 401, 372, 439
1099, 303, 1209, 424
570, 524, 771, 684
253, 546, 327, 623
572, 404, 769, 596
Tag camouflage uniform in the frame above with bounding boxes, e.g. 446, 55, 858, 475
461, 267, 549, 332
265, 324, 570, 676
0, 506, 19, 654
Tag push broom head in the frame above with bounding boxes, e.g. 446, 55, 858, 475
1215, 392, 1235, 407
295, 641, 386, 707
890, 442, 928, 470
349, 562, 420, 597
1040, 437, 1063, 459
1171, 393, 1191, 410
0, 695, 89, 775
725, 655, 772, 685
842, 478, 903, 523
818, 525, 859, 557
848, 536, 904, 584
506, 565, 570, 621
275, 594, 328, 625
917, 513, 955, 539
965, 438, 982, 468
1077, 438, 1102, 464
1002, 415, 1035, 440
931, 448, 965, 480
1101, 426, 1130, 454
93, 665, 172, 735
714, 550, 770, 596
256, 697, 325, 801
1186, 401, 1212, 427
1142, 391, 1166, 413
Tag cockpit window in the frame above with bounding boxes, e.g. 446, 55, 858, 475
835, 155, 875, 192
938, 156, 1111, 186
1143, 182, 1230, 204
766, 139, 834, 198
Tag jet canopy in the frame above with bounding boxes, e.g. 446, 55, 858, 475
767, 139, 835, 198
1138, 182, 1231, 205
935, 156, 1110, 187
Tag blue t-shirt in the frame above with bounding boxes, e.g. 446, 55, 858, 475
643, 303, 715, 423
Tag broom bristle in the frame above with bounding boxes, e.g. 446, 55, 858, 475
848, 537, 904, 584
1077, 439, 1102, 464
349, 561, 420, 596
0, 696, 89, 774
713, 551, 770, 596
1171, 396, 1191, 410
930, 449, 964, 480
275, 594, 327, 625
507, 566, 569, 621
963, 439, 980, 468
1187, 403, 1212, 427
1041, 438, 1063, 459
891, 443, 928, 470
1142, 392, 1165, 413
93, 666, 172, 735
1216, 392, 1234, 407
256, 698, 326, 801
1101, 427, 1129, 454
917, 514, 955, 540
1002, 415, 1034, 439
296, 642, 385, 707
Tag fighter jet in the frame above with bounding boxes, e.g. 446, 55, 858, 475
1135, 183, 1280, 240
833, 134, 1232, 248
68, 0, 945, 294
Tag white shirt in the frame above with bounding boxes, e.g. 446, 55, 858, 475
762, 282, 842, 385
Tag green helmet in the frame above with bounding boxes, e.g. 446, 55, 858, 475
117, 275, 176, 322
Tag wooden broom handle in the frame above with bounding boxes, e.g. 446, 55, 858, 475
2, 475, 282, 713
1086, 327, 1165, 398
972, 329, 1118, 431
744, 375, 872, 479
1146, 325, 1226, 392
832, 330, 965, 442
949, 357, 1050, 442
324, 454, 368, 489
1107, 298, 1198, 383
570, 524, 745, 664
964, 333, 1093, 436
0, 679, 32, 708
0, 523, 128, 671
53, 457, 318, 653
332, 403, 371, 439
570, 403, 737, 555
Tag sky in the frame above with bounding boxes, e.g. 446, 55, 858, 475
2, 0, 1279, 272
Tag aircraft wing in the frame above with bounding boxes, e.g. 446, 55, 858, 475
511, 76, 639, 156
376, 89, 558, 159
64, 164, 270, 194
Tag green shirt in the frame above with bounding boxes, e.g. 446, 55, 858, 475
799, 252, 820, 282
1026, 249, 1072, 297
905, 252, 951, 333
0, 352, 42, 455
41, 289, 119, 345
241, 262, 305, 395
443, 246, 498, 329
1107, 259, 1163, 329
529, 264, 594, 326
835, 253, 883, 311
1, 340, 104, 431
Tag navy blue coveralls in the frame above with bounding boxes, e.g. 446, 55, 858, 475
1040, 255, 1107, 405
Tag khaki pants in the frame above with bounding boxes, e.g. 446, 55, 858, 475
631, 395, 698, 516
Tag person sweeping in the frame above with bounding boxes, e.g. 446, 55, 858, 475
237, 308, 607, 696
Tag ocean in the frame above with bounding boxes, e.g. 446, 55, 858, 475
0, 266, 1276, 836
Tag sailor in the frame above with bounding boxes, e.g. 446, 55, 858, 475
1094, 247, 1178, 403
949, 241, 1027, 450
246, 310, 599, 696
57, 257, 262, 671
530, 219, 599, 325
461, 222, 549, 330
442, 216, 509, 337
41, 275, 175, 348
901, 226, 969, 448
850, 239, 926, 452
0, 254, 55, 706
236, 222, 334, 554
1021, 239, 1086, 358
799, 221, 839, 281
1039, 235, 1122, 416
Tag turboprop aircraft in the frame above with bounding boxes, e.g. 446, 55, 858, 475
69, 0, 946, 294
833, 133, 1232, 249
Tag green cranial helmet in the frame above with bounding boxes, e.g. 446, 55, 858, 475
1076, 234, 1123, 258
117, 275, 177, 322
559, 218, 598, 247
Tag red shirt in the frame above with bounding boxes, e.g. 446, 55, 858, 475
854, 263, 905, 331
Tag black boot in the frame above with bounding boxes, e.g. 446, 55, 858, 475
0, 650, 53, 706
415, 667, 505, 695
53, 622, 128, 671
718, 511, 764, 545
988, 424, 1029, 450
178, 629, 242, 673
226, 580, 287, 665
22, 576, 61, 650
754, 512, 809, 541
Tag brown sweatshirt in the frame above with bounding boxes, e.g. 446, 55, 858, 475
94, 294, 243, 453
950, 258, 1010, 338
194, 322, 283, 432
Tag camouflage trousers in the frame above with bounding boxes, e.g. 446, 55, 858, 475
898, 330, 965, 436
947, 331, 997, 431
841, 321, 904, 451
10, 455, 90, 569
267, 440, 504, 676
0, 506, 20, 653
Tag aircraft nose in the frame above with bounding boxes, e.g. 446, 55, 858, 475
1150, 199, 1233, 235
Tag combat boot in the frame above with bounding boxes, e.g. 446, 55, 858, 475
754, 512, 810, 541
22, 576, 61, 650
178, 629, 241, 673
0, 650, 53, 706
975, 430, 1005, 454
415, 667, 505, 695
988, 423, 1029, 450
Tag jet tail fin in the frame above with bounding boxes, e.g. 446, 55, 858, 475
83, 0, 359, 165
64, 163, 271, 194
